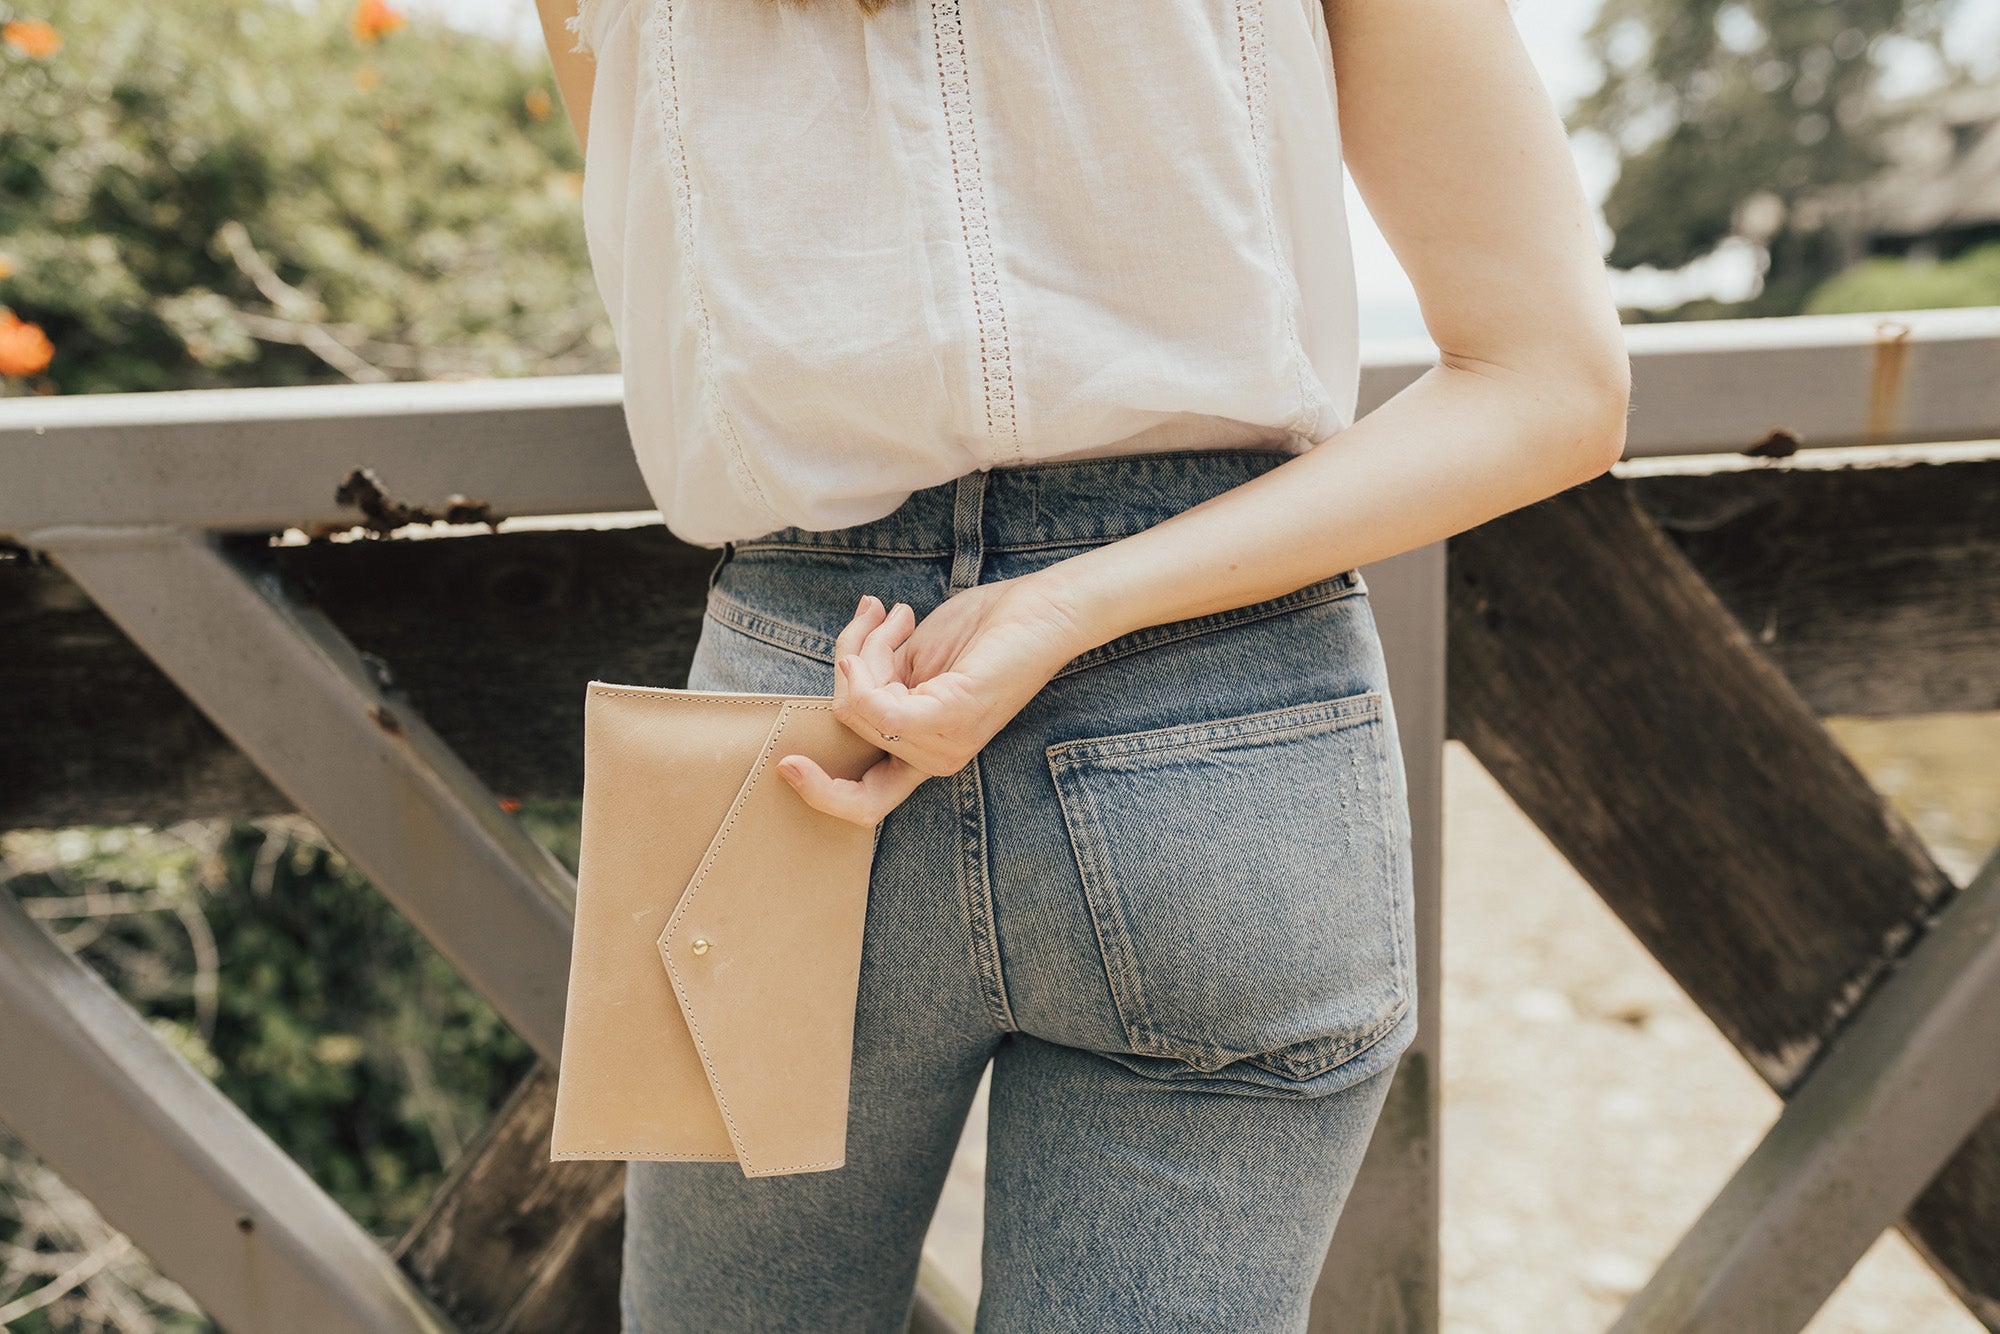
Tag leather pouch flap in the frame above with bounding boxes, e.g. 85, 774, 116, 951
659, 701, 882, 1176
550, 685, 880, 1177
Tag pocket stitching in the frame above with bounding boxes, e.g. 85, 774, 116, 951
1048, 763, 1164, 1059
1377, 699, 1413, 1001
704, 595, 838, 665
1046, 691, 1382, 767
1244, 707, 1414, 1080
1045, 692, 1409, 1078
1050, 572, 1361, 682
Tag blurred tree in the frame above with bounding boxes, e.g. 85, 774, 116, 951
0, 0, 613, 395
1568, 0, 1979, 317
0, 2, 601, 1323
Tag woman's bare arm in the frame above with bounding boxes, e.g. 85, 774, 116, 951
1031, 0, 1631, 647
782, 0, 1633, 824
532, 0, 594, 154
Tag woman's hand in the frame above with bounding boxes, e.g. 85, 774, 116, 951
775, 572, 1093, 827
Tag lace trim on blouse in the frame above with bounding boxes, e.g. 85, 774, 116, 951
1235, 0, 1324, 444
930, 0, 1023, 465
565, 0, 599, 55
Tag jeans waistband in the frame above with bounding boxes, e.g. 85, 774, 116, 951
734, 448, 1295, 559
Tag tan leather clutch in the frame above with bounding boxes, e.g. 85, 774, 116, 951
549, 681, 883, 1177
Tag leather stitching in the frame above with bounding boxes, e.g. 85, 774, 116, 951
651, 701, 844, 1175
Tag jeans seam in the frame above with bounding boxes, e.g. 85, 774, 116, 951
704, 594, 838, 665
1047, 755, 1159, 1058
955, 754, 1016, 1033
1049, 574, 1360, 682
1045, 693, 1382, 766
1243, 996, 1412, 1081
729, 541, 955, 559
1378, 705, 1414, 1008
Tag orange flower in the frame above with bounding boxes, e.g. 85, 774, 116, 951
2, 18, 62, 58
524, 87, 552, 121
0, 307, 55, 378
350, 0, 406, 45
497, 796, 523, 813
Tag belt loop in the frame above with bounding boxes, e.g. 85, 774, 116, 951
948, 469, 987, 593
705, 540, 734, 596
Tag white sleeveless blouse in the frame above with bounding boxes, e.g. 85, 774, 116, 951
568, 0, 1361, 547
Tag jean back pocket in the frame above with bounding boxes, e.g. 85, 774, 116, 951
1046, 690, 1411, 1083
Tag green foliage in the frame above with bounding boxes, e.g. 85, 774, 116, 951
1567, 0, 1977, 313
1804, 238, 2000, 311
0, 1, 609, 1324
0, 0, 613, 394
4, 820, 546, 1242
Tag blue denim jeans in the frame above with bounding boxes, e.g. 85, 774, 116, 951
622, 448, 1419, 1333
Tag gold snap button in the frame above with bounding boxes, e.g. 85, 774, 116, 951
691, 938, 710, 956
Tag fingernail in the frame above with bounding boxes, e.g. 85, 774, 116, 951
855, 595, 868, 615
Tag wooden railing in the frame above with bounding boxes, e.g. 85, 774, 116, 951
2, 305, 1997, 1332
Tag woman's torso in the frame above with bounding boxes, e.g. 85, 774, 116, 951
570, 0, 1361, 546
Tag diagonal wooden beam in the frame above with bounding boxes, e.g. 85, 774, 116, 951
26, 524, 579, 1063
1613, 845, 2000, 1331
0, 887, 455, 1333
1445, 476, 1996, 1326
394, 1065, 623, 1334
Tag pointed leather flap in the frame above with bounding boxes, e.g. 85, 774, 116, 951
658, 700, 883, 1176
552, 688, 788, 1162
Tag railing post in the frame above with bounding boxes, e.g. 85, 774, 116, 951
1309, 540, 1448, 1334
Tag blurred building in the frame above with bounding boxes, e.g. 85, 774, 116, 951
1788, 82, 2000, 264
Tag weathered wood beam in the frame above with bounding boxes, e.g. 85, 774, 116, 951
0, 525, 712, 829
6, 458, 1995, 829
395, 1065, 624, 1334
1627, 454, 2000, 717
26, 525, 579, 1063
1446, 476, 1994, 1323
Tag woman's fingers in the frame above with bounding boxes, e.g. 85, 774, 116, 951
832, 596, 885, 720
836, 652, 922, 742
833, 594, 884, 664
859, 601, 914, 687
776, 751, 930, 827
